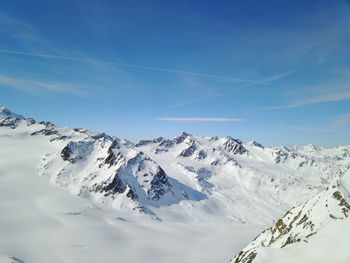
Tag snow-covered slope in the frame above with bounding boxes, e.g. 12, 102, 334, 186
1, 107, 350, 262
230, 171, 350, 263
2, 107, 350, 223
130, 132, 349, 223
0, 107, 259, 263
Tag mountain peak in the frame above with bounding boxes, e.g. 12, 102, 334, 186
0, 107, 23, 119
0, 107, 25, 127
247, 141, 264, 148
172, 131, 192, 144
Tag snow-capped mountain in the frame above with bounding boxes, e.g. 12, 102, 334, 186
1, 106, 350, 222
1, 106, 350, 262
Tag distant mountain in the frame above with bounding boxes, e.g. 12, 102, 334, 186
1, 106, 349, 222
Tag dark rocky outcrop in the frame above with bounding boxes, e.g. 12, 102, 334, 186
25, 118, 36, 126
173, 132, 191, 144
274, 149, 289, 164
148, 167, 172, 201
179, 142, 197, 157
104, 139, 121, 167
222, 137, 246, 155
61, 141, 93, 163
134, 137, 164, 147
92, 173, 127, 196
196, 150, 207, 160
159, 139, 174, 148
134, 140, 153, 147
0, 117, 21, 129
31, 122, 58, 136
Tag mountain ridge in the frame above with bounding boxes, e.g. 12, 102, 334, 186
1, 107, 350, 262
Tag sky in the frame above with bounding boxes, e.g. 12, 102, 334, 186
0, 0, 350, 146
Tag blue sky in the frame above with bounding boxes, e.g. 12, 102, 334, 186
1, 0, 350, 146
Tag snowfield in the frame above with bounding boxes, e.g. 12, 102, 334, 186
0, 107, 350, 263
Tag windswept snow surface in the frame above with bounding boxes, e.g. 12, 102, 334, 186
1, 107, 350, 263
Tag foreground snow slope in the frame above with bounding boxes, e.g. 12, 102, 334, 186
230, 171, 350, 263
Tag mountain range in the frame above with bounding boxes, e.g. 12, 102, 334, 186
1, 106, 349, 263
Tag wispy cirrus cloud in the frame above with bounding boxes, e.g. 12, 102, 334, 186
0, 75, 84, 95
0, 49, 253, 83
172, 70, 294, 108
251, 71, 295, 85
272, 91, 350, 109
156, 117, 243, 122
332, 113, 350, 127
0, 11, 52, 51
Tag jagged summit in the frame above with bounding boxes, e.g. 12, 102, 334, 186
0, 106, 24, 120
0, 106, 11, 113
172, 131, 192, 144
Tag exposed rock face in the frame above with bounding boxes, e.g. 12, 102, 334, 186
274, 149, 289, 163
154, 148, 168, 154
119, 151, 174, 201
154, 139, 175, 154
134, 137, 164, 147
50, 135, 72, 142
31, 122, 59, 136
90, 132, 113, 141
179, 141, 197, 157
152, 137, 164, 143
159, 139, 174, 148
230, 177, 350, 263
0, 107, 24, 119
148, 167, 172, 200
93, 172, 127, 196
173, 132, 190, 144
104, 139, 120, 167
26, 118, 36, 126
39, 133, 199, 210
222, 137, 246, 155
61, 141, 93, 163
196, 150, 207, 160
89, 151, 176, 202
0, 107, 25, 129
0, 117, 21, 129
134, 140, 153, 147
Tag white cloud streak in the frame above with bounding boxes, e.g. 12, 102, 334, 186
172, 70, 294, 108
272, 91, 350, 109
156, 117, 243, 122
0, 75, 84, 95
0, 49, 253, 83
332, 113, 350, 127
252, 71, 295, 85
